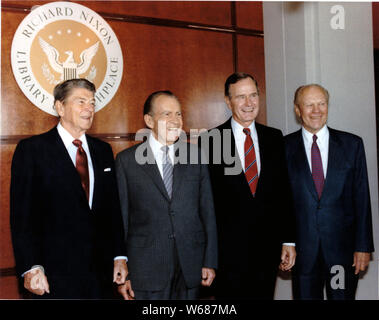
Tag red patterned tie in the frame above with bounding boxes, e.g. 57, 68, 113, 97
243, 128, 258, 196
311, 134, 324, 199
72, 139, 89, 200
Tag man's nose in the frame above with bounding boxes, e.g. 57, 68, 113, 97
312, 104, 321, 112
246, 96, 255, 106
84, 103, 95, 111
170, 115, 182, 124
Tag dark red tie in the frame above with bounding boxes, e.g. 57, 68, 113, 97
243, 128, 258, 197
72, 139, 89, 200
311, 134, 324, 199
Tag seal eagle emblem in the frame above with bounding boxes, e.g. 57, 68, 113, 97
11, 1, 123, 116
39, 36, 99, 82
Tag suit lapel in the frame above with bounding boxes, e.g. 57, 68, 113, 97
254, 123, 266, 195
49, 127, 89, 203
292, 130, 319, 202
138, 142, 171, 201
86, 136, 100, 210
221, 119, 249, 189
321, 128, 344, 202
224, 119, 241, 168
171, 142, 188, 199
224, 119, 238, 160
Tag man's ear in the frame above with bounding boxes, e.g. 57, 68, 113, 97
294, 104, 301, 118
144, 113, 154, 129
294, 104, 302, 123
224, 96, 232, 111
55, 101, 64, 117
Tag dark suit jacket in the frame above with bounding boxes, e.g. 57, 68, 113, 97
10, 127, 126, 281
200, 119, 295, 281
115, 139, 218, 291
284, 128, 374, 273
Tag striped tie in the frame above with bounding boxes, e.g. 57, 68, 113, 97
243, 128, 258, 197
161, 146, 173, 198
311, 134, 324, 199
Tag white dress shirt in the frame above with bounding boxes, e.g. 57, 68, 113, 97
148, 133, 175, 178
231, 118, 294, 247
301, 125, 329, 177
231, 118, 261, 175
57, 123, 95, 208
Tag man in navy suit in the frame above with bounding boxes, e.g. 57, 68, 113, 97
10, 79, 127, 299
285, 84, 374, 300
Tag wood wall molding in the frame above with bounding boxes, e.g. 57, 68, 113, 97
0, 132, 200, 144
0, 267, 17, 278
0, 133, 138, 144
1, 3, 264, 37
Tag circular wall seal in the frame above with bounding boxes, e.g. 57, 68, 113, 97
11, 1, 123, 116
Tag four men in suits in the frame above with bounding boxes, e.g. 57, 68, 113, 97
115, 91, 218, 300
10, 78, 375, 300
10, 79, 127, 299
285, 84, 374, 299
199, 72, 296, 299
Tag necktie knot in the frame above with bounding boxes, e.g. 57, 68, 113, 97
161, 145, 169, 154
313, 134, 318, 143
73, 139, 82, 148
161, 146, 171, 163
243, 128, 251, 136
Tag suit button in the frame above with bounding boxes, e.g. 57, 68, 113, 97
168, 234, 175, 239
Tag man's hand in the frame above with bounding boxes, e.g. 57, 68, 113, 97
353, 252, 370, 275
279, 245, 296, 271
24, 268, 50, 296
113, 259, 128, 284
201, 268, 216, 287
115, 262, 135, 300
118, 280, 135, 300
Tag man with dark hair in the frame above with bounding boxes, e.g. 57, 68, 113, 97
143, 90, 176, 115
285, 84, 374, 299
199, 72, 296, 299
10, 78, 127, 299
115, 90, 218, 300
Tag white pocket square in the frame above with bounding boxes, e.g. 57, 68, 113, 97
104, 168, 111, 172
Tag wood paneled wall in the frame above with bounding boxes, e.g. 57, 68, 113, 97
0, 0, 265, 299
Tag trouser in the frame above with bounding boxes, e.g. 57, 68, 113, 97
215, 265, 278, 300
292, 247, 359, 300
134, 242, 199, 300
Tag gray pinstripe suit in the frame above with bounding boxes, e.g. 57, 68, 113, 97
115, 139, 218, 298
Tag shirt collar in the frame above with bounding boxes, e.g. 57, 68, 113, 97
302, 124, 329, 145
231, 117, 257, 140
57, 122, 88, 149
148, 132, 175, 157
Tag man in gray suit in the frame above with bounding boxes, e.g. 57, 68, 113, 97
115, 90, 218, 300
